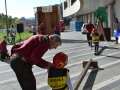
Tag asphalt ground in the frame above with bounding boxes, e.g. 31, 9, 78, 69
0, 30, 120, 90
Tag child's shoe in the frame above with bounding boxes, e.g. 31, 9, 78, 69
94, 52, 98, 55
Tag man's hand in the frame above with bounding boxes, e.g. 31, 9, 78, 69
86, 30, 89, 33
7, 52, 9, 55
46, 62, 53, 69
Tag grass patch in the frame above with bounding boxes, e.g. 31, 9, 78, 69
0, 31, 33, 43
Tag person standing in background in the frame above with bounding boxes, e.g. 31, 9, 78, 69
10, 25, 16, 45
31, 24, 36, 35
0, 36, 10, 61
38, 20, 46, 34
54, 24, 61, 36
113, 18, 120, 44
85, 20, 94, 46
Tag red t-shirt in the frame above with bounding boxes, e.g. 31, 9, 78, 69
86, 23, 94, 33
0, 40, 7, 53
14, 35, 50, 68
39, 26, 45, 31
55, 25, 60, 32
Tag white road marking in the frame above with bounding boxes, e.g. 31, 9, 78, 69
0, 43, 117, 74
1, 50, 120, 90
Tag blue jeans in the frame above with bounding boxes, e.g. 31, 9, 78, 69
94, 43, 99, 52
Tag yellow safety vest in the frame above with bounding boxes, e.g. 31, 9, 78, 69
48, 67, 69, 90
92, 35, 100, 42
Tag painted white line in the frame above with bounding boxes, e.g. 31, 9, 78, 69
1, 50, 120, 89
45, 41, 114, 54
92, 75, 120, 90
46, 44, 88, 54
43, 47, 92, 58
0, 78, 17, 84
0, 44, 119, 74
0, 70, 12, 74
0, 64, 9, 67
0, 43, 115, 74
0, 46, 91, 68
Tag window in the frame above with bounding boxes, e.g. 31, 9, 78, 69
71, 0, 76, 6
64, 1, 67, 10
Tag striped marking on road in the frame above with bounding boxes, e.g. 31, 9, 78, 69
45, 42, 113, 54
92, 75, 120, 90
0, 43, 117, 74
0, 45, 90, 67
46, 44, 88, 54
0, 42, 110, 66
1, 50, 120, 88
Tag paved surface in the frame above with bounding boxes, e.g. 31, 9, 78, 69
0, 30, 120, 90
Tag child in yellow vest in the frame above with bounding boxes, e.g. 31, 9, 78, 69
91, 29, 100, 55
48, 52, 73, 90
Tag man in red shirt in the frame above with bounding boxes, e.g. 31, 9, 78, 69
85, 20, 94, 46
38, 21, 46, 34
10, 34, 62, 90
54, 24, 61, 36
0, 36, 10, 61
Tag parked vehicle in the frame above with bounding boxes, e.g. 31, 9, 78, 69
81, 23, 87, 34
60, 20, 65, 32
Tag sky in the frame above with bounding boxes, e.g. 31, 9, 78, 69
0, 0, 61, 18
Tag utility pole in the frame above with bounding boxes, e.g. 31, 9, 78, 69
33, 7, 36, 30
5, 0, 9, 37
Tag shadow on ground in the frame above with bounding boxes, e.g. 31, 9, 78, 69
83, 68, 104, 90
95, 46, 107, 56
96, 45, 120, 56
0, 59, 10, 64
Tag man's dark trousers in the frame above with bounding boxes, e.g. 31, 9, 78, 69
10, 57, 36, 90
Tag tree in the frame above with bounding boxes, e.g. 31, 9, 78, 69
0, 13, 15, 29
95, 7, 108, 41
0, 13, 6, 28
8, 16, 15, 28
95, 7, 107, 24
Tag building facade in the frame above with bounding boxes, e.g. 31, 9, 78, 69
20, 17, 35, 28
62, 0, 120, 37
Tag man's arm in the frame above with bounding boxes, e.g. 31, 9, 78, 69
67, 74, 73, 90
30, 43, 53, 69
35, 62, 53, 69
85, 24, 89, 33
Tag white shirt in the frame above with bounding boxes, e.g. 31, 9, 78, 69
67, 74, 73, 90
114, 22, 120, 30
31, 26, 35, 32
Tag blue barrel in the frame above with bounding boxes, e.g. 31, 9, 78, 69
74, 21, 83, 31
